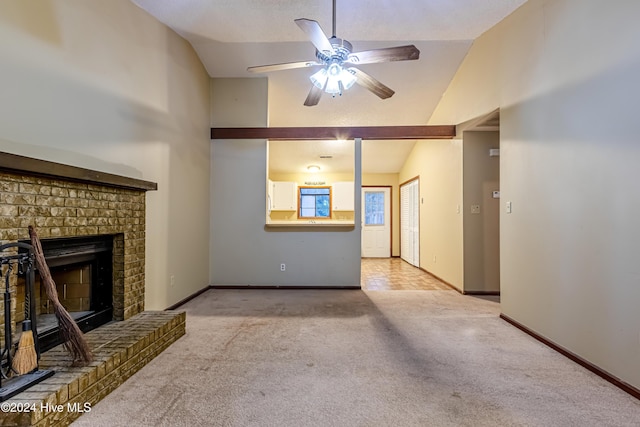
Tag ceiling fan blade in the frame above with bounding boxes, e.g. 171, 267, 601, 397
349, 68, 395, 99
295, 18, 336, 56
247, 60, 321, 73
346, 45, 420, 65
304, 85, 324, 107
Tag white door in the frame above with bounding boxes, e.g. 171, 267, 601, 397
361, 187, 391, 258
400, 179, 419, 267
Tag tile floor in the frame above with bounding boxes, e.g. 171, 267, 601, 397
360, 257, 452, 290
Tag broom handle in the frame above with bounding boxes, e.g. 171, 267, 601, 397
24, 261, 31, 323
29, 228, 60, 306
26, 251, 40, 360
3, 268, 12, 374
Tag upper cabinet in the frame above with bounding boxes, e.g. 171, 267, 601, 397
332, 182, 354, 211
269, 180, 297, 211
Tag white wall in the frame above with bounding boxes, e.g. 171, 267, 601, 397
431, 0, 640, 388
399, 140, 464, 289
210, 78, 361, 287
0, 0, 211, 309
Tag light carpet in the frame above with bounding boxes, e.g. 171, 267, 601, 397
72, 289, 640, 426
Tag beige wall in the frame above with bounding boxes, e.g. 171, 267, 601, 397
210, 78, 362, 287
462, 131, 500, 293
0, 0, 211, 310
431, 0, 640, 388
399, 140, 463, 289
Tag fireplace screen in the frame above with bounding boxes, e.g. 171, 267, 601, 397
18, 235, 114, 352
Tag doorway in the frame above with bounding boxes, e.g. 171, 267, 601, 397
361, 186, 391, 257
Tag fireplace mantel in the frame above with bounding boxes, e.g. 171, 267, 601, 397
0, 152, 157, 192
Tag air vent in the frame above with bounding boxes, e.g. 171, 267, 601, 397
319, 155, 333, 159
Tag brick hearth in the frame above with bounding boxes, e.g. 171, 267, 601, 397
2, 311, 185, 426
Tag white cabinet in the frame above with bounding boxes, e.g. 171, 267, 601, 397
269, 181, 297, 211
332, 181, 354, 211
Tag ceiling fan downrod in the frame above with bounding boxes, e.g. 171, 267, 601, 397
332, 0, 337, 38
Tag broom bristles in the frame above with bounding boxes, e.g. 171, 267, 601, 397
54, 304, 93, 363
12, 330, 37, 375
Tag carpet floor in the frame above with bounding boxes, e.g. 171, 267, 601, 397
72, 289, 640, 426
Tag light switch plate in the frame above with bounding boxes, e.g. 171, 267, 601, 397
506, 201, 512, 213
471, 205, 481, 214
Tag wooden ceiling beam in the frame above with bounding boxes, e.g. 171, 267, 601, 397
211, 125, 455, 140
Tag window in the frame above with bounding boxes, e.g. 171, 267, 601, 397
364, 191, 385, 225
299, 187, 331, 218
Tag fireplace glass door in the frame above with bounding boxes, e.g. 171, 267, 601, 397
18, 235, 114, 352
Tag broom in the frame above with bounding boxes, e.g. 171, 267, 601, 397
12, 253, 39, 375
28, 226, 93, 365
12, 320, 37, 374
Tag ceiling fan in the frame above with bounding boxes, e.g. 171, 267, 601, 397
247, 0, 420, 106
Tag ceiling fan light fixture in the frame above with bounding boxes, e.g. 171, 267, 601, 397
248, 0, 420, 106
310, 64, 357, 97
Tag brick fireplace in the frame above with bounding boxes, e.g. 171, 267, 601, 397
0, 153, 186, 425
0, 153, 155, 339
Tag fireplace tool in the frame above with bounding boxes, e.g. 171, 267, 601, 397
0, 242, 54, 401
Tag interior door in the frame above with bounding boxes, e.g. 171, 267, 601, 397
361, 187, 391, 258
400, 179, 419, 267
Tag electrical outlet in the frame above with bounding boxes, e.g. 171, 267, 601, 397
280, 263, 286, 271
170, 275, 175, 287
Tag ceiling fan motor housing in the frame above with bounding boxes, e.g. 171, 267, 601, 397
316, 37, 352, 64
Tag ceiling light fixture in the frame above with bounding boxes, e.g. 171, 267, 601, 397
309, 44, 357, 97
307, 165, 321, 173
246, 0, 420, 106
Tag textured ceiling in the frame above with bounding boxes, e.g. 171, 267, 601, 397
131, 0, 525, 173
130, 0, 527, 43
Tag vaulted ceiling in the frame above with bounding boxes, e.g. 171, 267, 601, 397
131, 0, 522, 173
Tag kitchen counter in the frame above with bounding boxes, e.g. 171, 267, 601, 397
266, 219, 355, 228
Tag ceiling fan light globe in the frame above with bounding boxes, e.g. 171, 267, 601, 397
328, 63, 341, 77
325, 76, 342, 95
340, 68, 357, 90
310, 68, 328, 89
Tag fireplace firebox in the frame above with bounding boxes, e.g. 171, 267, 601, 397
18, 235, 114, 352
